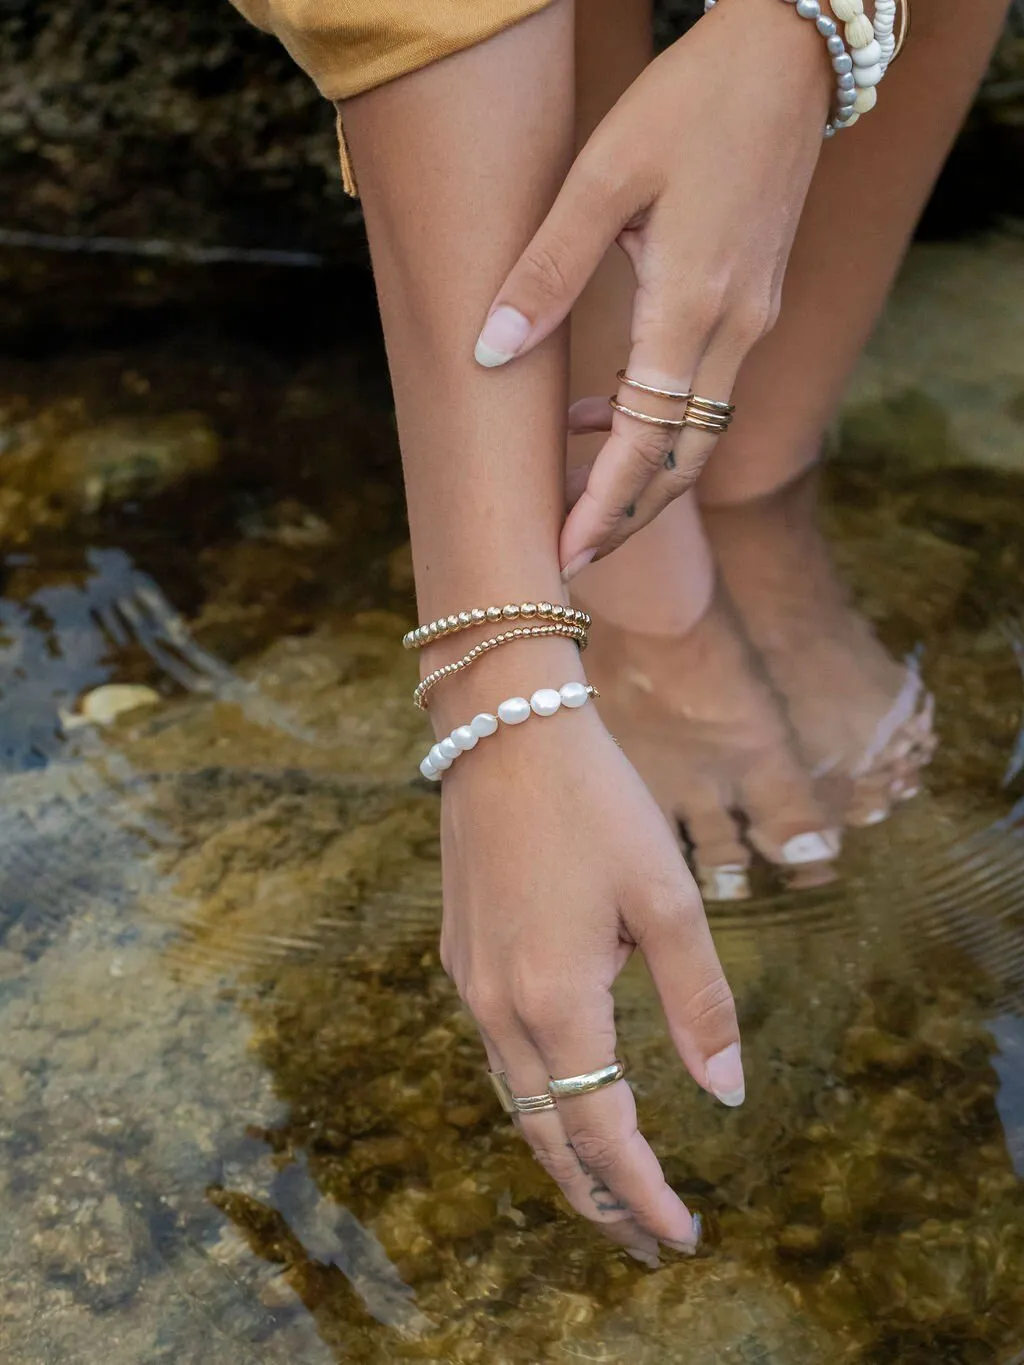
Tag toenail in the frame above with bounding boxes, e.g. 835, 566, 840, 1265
781, 830, 840, 864
860, 808, 889, 825
702, 866, 751, 901
898, 786, 920, 802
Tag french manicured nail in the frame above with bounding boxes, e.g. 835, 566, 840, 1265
706, 1043, 745, 1108
474, 305, 531, 367
702, 865, 751, 902
664, 1212, 702, 1255
561, 548, 597, 582
781, 830, 840, 865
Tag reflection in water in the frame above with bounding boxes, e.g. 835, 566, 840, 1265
1, 288, 1024, 1364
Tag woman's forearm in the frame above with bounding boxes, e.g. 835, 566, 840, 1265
342, 0, 583, 729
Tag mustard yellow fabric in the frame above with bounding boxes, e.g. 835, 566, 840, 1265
231, 0, 558, 101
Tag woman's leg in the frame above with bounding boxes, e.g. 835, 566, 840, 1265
568, 0, 840, 900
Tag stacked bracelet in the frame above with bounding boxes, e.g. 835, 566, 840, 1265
413, 621, 588, 710
404, 602, 591, 652
418, 682, 598, 782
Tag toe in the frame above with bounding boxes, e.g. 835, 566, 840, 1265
673, 775, 752, 903
739, 747, 842, 874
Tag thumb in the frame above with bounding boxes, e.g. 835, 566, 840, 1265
474, 157, 628, 368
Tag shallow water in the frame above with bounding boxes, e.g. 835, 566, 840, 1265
1, 246, 1023, 1364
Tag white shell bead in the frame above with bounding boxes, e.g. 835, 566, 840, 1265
497, 696, 531, 725
419, 757, 439, 781
843, 110, 860, 125
529, 688, 562, 717
451, 725, 479, 751
559, 681, 591, 709
438, 736, 460, 761
429, 743, 453, 771
851, 38, 881, 65
844, 14, 874, 47
470, 712, 498, 737
828, 0, 862, 19
853, 85, 878, 112
853, 61, 882, 86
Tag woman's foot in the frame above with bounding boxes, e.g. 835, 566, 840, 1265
583, 594, 841, 901
702, 468, 937, 829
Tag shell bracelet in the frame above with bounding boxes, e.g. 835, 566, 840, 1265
418, 682, 597, 782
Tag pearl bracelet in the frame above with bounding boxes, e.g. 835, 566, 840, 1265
404, 602, 591, 652
703, 0, 866, 136
418, 681, 597, 782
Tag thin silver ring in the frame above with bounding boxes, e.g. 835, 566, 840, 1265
548, 1060, 626, 1099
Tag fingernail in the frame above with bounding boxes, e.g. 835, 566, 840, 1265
474, 305, 531, 367
561, 548, 597, 582
626, 1247, 661, 1269
780, 830, 840, 865
701, 865, 751, 902
664, 1212, 702, 1255
706, 1043, 745, 1108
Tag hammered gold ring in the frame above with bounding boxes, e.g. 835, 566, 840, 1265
608, 397, 687, 430
547, 1060, 626, 1099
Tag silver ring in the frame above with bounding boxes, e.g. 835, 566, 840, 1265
547, 1060, 626, 1099
488, 1071, 558, 1114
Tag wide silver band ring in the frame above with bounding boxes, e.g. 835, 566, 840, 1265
547, 1060, 626, 1099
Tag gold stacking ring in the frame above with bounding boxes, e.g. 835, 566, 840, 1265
488, 1071, 557, 1115
608, 397, 687, 430
616, 370, 692, 403
683, 393, 735, 435
548, 1060, 626, 1099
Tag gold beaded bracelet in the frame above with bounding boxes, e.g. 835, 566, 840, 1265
413, 622, 589, 710
403, 601, 591, 652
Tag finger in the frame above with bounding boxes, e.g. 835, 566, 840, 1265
474, 153, 638, 369
519, 988, 701, 1249
559, 360, 698, 577
626, 877, 745, 1110
568, 395, 614, 436
673, 774, 753, 904
489, 1028, 662, 1263
589, 348, 740, 559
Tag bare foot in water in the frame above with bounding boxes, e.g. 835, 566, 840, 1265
702, 468, 937, 829
583, 593, 841, 902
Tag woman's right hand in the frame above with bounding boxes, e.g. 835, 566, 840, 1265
437, 695, 744, 1258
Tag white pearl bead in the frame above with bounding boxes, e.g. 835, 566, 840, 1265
851, 38, 881, 65
844, 13, 874, 47
853, 61, 882, 86
529, 688, 562, 717
559, 681, 591, 709
470, 712, 498, 737
451, 725, 479, 751
497, 696, 532, 725
438, 736, 460, 760
419, 756, 439, 780
828, 0, 862, 19
853, 85, 878, 112
429, 743, 453, 771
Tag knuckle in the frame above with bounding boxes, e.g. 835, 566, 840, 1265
680, 973, 737, 1033
571, 1127, 629, 1175
511, 980, 574, 1041
530, 1140, 583, 1187
629, 424, 677, 469
722, 291, 779, 348
460, 978, 512, 1033
520, 239, 572, 303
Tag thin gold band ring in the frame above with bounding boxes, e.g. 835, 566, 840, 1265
616, 370, 693, 402
548, 1060, 626, 1099
608, 397, 687, 430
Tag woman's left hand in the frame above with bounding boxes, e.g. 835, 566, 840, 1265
473, 0, 834, 577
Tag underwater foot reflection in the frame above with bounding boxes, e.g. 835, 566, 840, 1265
2, 355, 1024, 1361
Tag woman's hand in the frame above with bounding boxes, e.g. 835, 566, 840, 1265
438, 699, 744, 1258
473, 0, 833, 576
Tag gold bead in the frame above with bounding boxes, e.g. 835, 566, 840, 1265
458, 611, 472, 626
551, 605, 565, 619
520, 602, 538, 618
513, 628, 524, 638
538, 601, 553, 615
471, 608, 486, 624
502, 604, 520, 619
486, 606, 502, 622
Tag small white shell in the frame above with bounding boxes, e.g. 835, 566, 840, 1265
828, 0, 863, 19
853, 85, 878, 112
844, 13, 875, 47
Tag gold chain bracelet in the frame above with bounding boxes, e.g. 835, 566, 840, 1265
404, 601, 591, 652
413, 622, 588, 710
